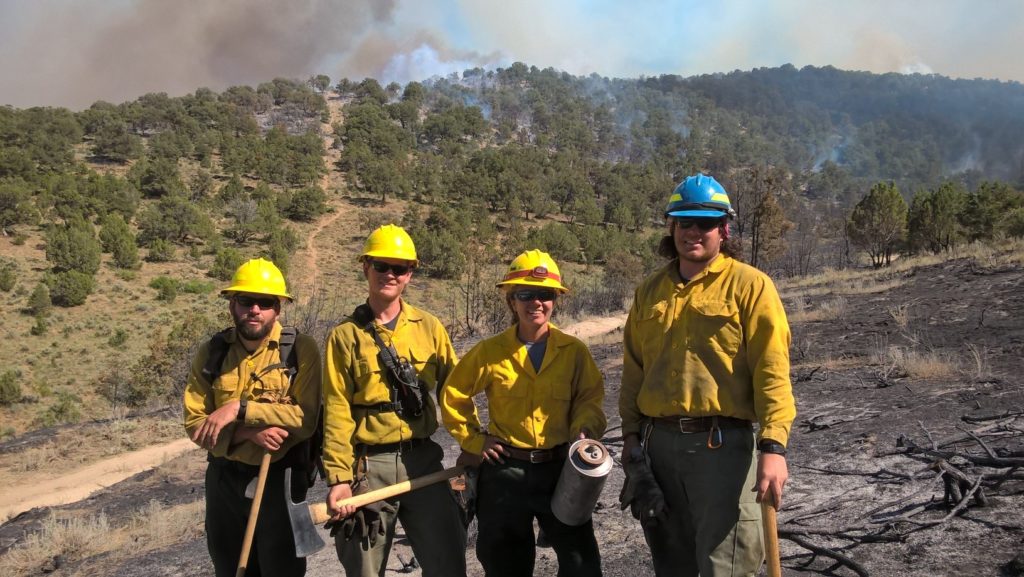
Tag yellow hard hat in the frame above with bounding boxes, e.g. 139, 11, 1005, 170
221, 258, 292, 301
496, 249, 569, 293
359, 224, 418, 265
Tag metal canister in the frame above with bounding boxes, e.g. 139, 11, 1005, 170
550, 438, 613, 526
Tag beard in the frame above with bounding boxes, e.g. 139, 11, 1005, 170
233, 311, 274, 342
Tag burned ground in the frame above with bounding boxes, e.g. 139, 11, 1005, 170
1, 253, 1022, 576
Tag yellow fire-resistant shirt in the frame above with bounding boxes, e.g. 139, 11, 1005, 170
620, 255, 796, 446
321, 301, 457, 485
183, 322, 322, 466
441, 324, 607, 455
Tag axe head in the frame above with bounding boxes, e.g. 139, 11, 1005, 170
284, 467, 326, 558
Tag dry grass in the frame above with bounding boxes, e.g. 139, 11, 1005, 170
887, 302, 913, 331
788, 296, 848, 323
963, 343, 994, 382
125, 500, 205, 554
0, 500, 205, 576
0, 512, 114, 576
875, 342, 959, 381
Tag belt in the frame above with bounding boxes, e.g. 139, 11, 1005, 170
358, 437, 427, 456
649, 415, 751, 434
500, 443, 568, 464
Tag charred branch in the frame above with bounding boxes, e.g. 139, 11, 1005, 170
780, 530, 872, 577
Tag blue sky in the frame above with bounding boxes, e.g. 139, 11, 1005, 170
2, 0, 1022, 109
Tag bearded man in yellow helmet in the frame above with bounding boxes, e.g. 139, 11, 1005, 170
619, 174, 795, 577
441, 249, 606, 577
183, 258, 322, 576
321, 224, 467, 577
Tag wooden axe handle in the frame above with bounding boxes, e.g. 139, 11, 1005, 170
310, 465, 464, 524
236, 451, 271, 577
761, 495, 782, 577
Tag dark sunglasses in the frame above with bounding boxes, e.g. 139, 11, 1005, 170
512, 289, 558, 302
234, 295, 279, 309
675, 217, 723, 232
369, 260, 413, 276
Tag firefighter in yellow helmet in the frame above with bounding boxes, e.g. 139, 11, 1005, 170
441, 249, 607, 577
619, 174, 795, 576
183, 258, 322, 576
321, 224, 467, 577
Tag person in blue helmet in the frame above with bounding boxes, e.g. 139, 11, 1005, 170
618, 173, 796, 576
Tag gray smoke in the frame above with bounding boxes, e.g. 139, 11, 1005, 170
0, 0, 397, 109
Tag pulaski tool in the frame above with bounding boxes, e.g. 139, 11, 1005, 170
285, 465, 464, 557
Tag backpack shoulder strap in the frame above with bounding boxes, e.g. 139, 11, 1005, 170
250, 325, 301, 386
278, 326, 300, 383
200, 328, 234, 384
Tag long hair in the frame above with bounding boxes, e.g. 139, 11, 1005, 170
657, 220, 743, 261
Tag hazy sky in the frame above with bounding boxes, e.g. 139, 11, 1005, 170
2, 0, 1022, 109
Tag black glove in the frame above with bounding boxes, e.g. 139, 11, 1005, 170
325, 501, 394, 548
619, 455, 669, 527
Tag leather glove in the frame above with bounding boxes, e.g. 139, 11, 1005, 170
449, 465, 478, 527
619, 455, 669, 528
325, 501, 394, 548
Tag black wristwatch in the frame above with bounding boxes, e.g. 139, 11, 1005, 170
237, 398, 248, 422
758, 439, 787, 456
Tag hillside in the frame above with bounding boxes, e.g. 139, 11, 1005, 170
1, 244, 1021, 576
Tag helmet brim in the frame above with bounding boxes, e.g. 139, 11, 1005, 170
667, 209, 728, 218
221, 288, 293, 302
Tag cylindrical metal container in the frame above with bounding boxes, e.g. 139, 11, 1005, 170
551, 438, 613, 526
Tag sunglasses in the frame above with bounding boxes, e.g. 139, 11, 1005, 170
675, 217, 723, 232
369, 260, 413, 276
234, 295, 279, 309
512, 289, 558, 302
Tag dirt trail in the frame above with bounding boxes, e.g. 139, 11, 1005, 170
0, 438, 197, 522
295, 92, 346, 291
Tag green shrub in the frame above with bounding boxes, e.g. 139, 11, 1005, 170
45, 220, 102, 274
28, 282, 52, 317
149, 276, 179, 302
180, 279, 215, 294
146, 238, 175, 262
282, 185, 327, 222
0, 370, 22, 405
30, 314, 49, 336
47, 270, 95, 307
12, 232, 28, 245
108, 328, 129, 348
95, 364, 148, 407
0, 261, 15, 292
37, 391, 82, 426
209, 248, 244, 281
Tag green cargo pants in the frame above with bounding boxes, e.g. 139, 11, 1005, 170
335, 438, 467, 577
643, 423, 763, 577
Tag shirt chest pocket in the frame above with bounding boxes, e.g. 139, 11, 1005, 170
488, 366, 527, 398
688, 300, 742, 355
638, 301, 671, 348
542, 361, 574, 401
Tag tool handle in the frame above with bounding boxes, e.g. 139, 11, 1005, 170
761, 495, 782, 577
236, 452, 272, 577
310, 465, 464, 524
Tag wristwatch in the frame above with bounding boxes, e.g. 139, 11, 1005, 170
237, 397, 248, 422
758, 439, 787, 456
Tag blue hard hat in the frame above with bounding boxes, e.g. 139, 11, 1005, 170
665, 173, 736, 219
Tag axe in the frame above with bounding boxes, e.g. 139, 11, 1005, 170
285, 465, 464, 557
